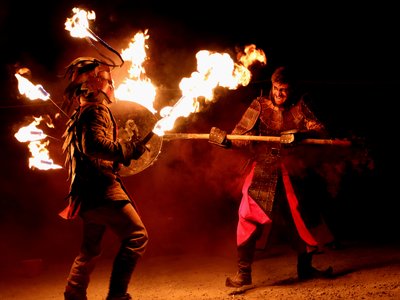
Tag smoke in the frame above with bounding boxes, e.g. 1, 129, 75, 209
119, 136, 245, 256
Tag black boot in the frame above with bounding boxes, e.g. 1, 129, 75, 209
106, 251, 137, 300
225, 244, 254, 287
297, 252, 333, 281
226, 271, 252, 287
106, 294, 132, 300
64, 284, 87, 300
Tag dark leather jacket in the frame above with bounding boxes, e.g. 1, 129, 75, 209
62, 101, 130, 218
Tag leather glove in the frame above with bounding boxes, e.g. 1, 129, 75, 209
209, 127, 231, 148
120, 139, 147, 166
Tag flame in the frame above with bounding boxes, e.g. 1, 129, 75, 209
65, 8, 156, 111
238, 44, 267, 67
64, 10, 266, 138
65, 7, 97, 40
14, 117, 62, 170
14, 70, 62, 170
15, 72, 50, 101
114, 30, 156, 113
153, 45, 266, 135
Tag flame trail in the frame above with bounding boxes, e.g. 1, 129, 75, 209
153, 45, 266, 136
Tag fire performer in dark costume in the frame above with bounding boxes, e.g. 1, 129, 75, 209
209, 66, 334, 287
60, 57, 148, 300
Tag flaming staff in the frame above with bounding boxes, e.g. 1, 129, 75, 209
162, 133, 352, 146
65, 7, 124, 67
14, 117, 62, 170
15, 70, 68, 118
14, 69, 64, 170
66, 9, 156, 111
113, 45, 268, 175
153, 45, 266, 136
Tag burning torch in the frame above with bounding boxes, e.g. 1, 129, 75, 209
15, 69, 69, 118
65, 7, 124, 67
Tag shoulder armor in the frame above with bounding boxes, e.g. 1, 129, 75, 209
232, 97, 262, 135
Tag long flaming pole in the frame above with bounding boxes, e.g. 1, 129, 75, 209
162, 133, 352, 146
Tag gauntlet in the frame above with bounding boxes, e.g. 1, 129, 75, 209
209, 127, 231, 148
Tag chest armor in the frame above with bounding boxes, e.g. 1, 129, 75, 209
258, 98, 304, 135
248, 98, 305, 217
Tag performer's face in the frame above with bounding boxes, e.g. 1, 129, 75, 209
98, 70, 115, 103
272, 82, 290, 106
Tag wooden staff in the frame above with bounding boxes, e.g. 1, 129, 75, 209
162, 133, 352, 146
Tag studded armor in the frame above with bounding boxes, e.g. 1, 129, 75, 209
230, 96, 326, 217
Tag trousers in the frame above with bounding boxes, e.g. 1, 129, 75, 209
66, 201, 148, 295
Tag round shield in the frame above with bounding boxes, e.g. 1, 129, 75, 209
110, 100, 162, 176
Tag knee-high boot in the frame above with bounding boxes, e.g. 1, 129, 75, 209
64, 253, 97, 300
106, 252, 138, 300
297, 252, 333, 280
225, 242, 255, 287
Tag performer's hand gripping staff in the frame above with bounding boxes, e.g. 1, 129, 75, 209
207, 127, 352, 147
118, 120, 154, 166
208, 127, 232, 148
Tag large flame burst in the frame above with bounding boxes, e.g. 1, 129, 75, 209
14, 7, 267, 171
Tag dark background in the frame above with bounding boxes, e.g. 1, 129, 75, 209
0, 0, 398, 265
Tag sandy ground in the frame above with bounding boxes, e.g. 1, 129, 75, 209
0, 239, 398, 300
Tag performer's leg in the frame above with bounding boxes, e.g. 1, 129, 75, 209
284, 207, 333, 280
105, 201, 148, 300
283, 201, 333, 280
226, 224, 263, 287
297, 250, 333, 280
279, 173, 334, 281
64, 221, 106, 300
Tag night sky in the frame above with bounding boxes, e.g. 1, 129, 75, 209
1, 1, 398, 263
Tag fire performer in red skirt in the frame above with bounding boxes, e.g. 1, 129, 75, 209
209, 66, 335, 287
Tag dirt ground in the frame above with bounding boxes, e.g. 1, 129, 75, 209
0, 239, 398, 300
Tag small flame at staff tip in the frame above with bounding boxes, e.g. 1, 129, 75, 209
15, 73, 50, 101
65, 7, 97, 40
237, 44, 267, 67
14, 117, 62, 170
27, 140, 63, 170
